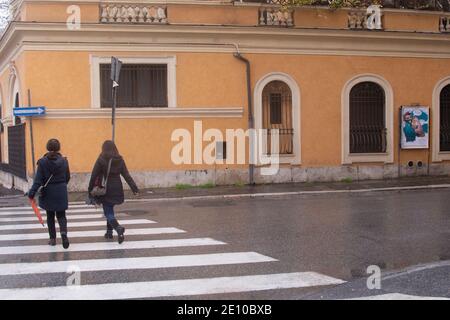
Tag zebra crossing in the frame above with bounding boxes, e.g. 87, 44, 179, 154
0, 203, 346, 300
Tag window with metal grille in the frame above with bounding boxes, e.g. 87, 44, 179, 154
7, 124, 26, 179
349, 82, 386, 154
262, 81, 294, 155
440, 84, 450, 151
100, 64, 168, 108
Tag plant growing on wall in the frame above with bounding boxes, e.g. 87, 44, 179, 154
270, 0, 381, 10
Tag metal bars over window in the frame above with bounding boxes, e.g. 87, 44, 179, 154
349, 82, 386, 154
7, 124, 26, 179
262, 80, 294, 155
100, 64, 168, 108
440, 84, 450, 151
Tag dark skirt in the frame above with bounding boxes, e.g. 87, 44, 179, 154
38, 182, 69, 212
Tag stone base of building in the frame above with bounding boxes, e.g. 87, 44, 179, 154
2, 163, 450, 193
0, 170, 31, 193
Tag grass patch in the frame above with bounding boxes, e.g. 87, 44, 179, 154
341, 177, 353, 183
199, 182, 215, 189
175, 183, 193, 190
234, 181, 245, 187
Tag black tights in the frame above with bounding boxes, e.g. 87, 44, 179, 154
46, 211, 67, 239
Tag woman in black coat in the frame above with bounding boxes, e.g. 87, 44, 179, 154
88, 140, 139, 244
28, 139, 70, 248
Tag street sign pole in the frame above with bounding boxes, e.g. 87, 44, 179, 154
111, 57, 122, 142
27, 89, 36, 177
112, 85, 117, 142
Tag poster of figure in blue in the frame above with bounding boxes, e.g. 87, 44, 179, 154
401, 106, 429, 149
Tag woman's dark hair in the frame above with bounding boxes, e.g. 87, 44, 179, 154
101, 140, 120, 159
46, 139, 61, 152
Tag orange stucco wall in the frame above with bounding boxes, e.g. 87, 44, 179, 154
16, 2, 447, 33
384, 10, 439, 32
7, 50, 448, 175
2, 2, 449, 180
23, 3, 99, 23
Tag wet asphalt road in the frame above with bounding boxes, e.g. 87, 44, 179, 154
0, 188, 449, 299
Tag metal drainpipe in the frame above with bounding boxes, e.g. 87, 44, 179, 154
233, 48, 255, 185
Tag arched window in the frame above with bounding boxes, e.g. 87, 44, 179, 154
439, 84, 450, 151
349, 81, 386, 154
254, 72, 301, 165
262, 80, 293, 154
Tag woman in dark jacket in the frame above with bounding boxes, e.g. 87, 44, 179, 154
28, 139, 70, 248
88, 140, 139, 244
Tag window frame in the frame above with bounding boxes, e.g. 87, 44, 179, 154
349, 81, 386, 154
341, 74, 394, 164
254, 72, 301, 165
432, 77, 450, 162
90, 56, 177, 109
99, 63, 168, 109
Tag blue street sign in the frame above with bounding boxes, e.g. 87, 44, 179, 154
13, 106, 46, 117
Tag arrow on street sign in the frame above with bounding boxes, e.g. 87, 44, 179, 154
13, 107, 46, 117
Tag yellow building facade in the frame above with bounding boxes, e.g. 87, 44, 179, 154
1, 0, 450, 191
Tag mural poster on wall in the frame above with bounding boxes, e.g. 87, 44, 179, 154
401, 106, 429, 149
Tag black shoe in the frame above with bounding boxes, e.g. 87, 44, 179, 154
104, 231, 113, 239
61, 234, 70, 249
48, 239, 56, 246
117, 226, 125, 244
105, 221, 113, 239
110, 219, 125, 244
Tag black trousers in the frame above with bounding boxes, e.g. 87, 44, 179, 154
46, 211, 67, 239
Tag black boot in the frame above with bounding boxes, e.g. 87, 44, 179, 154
61, 232, 70, 249
110, 219, 125, 244
48, 238, 56, 246
104, 222, 113, 239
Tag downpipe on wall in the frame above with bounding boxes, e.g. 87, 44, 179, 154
232, 44, 255, 185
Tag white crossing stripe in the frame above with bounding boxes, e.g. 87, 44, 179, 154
0, 208, 103, 216
0, 238, 225, 255
0, 272, 345, 300
0, 204, 94, 212
0, 227, 185, 241
0, 219, 155, 231
0, 252, 277, 276
0, 214, 104, 223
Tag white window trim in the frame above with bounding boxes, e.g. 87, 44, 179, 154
90, 55, 177, 109
432, 77, 450, 162
254, 72, 301, 165
341, 74, 394, 164
9, 65, 22, 124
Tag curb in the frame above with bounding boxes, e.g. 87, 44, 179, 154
66, 183, 450, 204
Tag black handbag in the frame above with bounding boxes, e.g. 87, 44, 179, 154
90, 159, 112, 197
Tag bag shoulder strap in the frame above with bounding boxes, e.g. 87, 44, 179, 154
103, 159, 113, 186
43, 174, 53, 188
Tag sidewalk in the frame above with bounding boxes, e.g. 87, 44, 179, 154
1, 175, 450, 208
70, 175, 450, 203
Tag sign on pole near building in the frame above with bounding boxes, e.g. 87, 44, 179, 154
13, 106, 46, 117
111, 56, 122, 142
13, 102, 46, 177
111, 56, 122, 85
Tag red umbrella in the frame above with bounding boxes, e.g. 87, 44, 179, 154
29, 198, 45, 226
